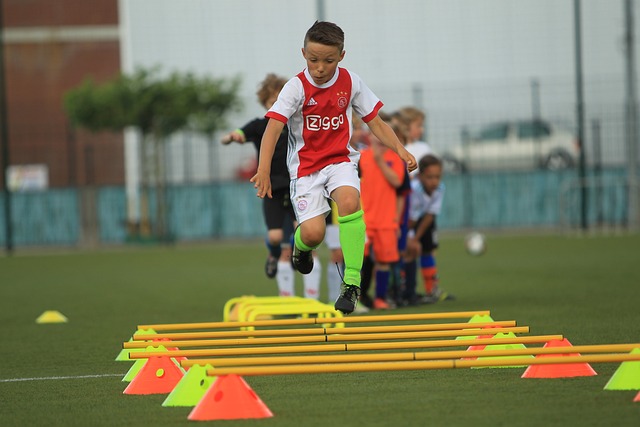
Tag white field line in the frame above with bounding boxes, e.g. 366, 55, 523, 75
0, 373, 123, 383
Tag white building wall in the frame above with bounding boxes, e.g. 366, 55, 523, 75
121, 0, 636, 179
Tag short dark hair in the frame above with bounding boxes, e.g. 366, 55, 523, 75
304, 21, 344, 52
419, 154, 442, 173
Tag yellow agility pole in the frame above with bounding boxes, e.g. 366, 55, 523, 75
205, 353, 640, 376
128, 334, 563, 360
136, 310, 492, 331
123, 326, 530, 350
181, 342, 640, 369
132, 320, 517, 341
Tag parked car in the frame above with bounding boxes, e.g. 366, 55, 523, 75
442, 119, 579, 172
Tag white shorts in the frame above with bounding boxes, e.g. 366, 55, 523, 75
290, 162, 360, 224
324, 224, 341, 250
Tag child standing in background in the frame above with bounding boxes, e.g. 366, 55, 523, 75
397, 106, 433, 170
393, 106, 435, 304
408, 154, 454, 302
359, 125, 407, 309
222, 73, 322, 298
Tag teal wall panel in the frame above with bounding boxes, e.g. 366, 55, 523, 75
0, 168, 632, 247
0, 190, 79, 246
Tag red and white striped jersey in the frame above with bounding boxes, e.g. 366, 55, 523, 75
266, 67, 383, 179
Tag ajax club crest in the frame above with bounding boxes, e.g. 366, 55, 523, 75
337, 91, 348, 109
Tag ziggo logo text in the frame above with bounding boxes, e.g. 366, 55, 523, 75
305, 114, 345, 131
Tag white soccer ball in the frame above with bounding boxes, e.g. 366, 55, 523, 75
465, 232, 487, 256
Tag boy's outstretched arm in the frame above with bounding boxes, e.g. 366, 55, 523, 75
366, 115, 418, 172
250, 119, 285, 198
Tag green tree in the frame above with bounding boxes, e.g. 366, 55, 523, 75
64, 67, 242, 241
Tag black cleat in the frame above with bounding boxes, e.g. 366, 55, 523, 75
265, 255, 278, 279
334, 282, 361, 314
292, 244, 313, 274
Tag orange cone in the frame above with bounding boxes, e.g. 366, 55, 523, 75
462, 325, 504, 360
634, 391, 640, 402
188, 375, 273, 421
521, 338, 597, 378
123, 356, 185, 395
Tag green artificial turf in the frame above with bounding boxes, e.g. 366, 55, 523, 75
0, 233, 639, 426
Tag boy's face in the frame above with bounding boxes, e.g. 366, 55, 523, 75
418, 164, 442, 195
302, 41, 345, 85
409, 119, 424, 142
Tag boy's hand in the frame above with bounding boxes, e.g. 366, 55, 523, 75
250, 169, 272, 199
221, 130, 245, 145
400, 148, 418, 172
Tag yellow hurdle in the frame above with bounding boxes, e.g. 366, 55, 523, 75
241, 303, 343, 329
136, 310, 492, 331
123, 326, 529, 350
128, 334, 562, 359
204, 353, 640, 376
181, 342, 640, 369
222, 296, 310, 321
132, 320, 517, 341
223, 295, 335, 322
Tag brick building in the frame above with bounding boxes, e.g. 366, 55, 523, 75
1, 0, 124, 188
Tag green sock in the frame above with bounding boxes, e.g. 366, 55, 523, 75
338, 210, 365, 287
294, 227, 317, 252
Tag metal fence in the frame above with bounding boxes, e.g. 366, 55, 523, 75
0, 166, 634, 249
1, 78, 638, 249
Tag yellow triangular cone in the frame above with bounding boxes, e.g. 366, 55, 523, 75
36, 310, 68, 324
456, 314, 496, 340
116, 328, 157, 361
473, 332, 532, 368
163, 364, 215, 407
604, 348, 640, 390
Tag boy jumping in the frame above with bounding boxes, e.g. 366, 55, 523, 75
251, 21, 417, 314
